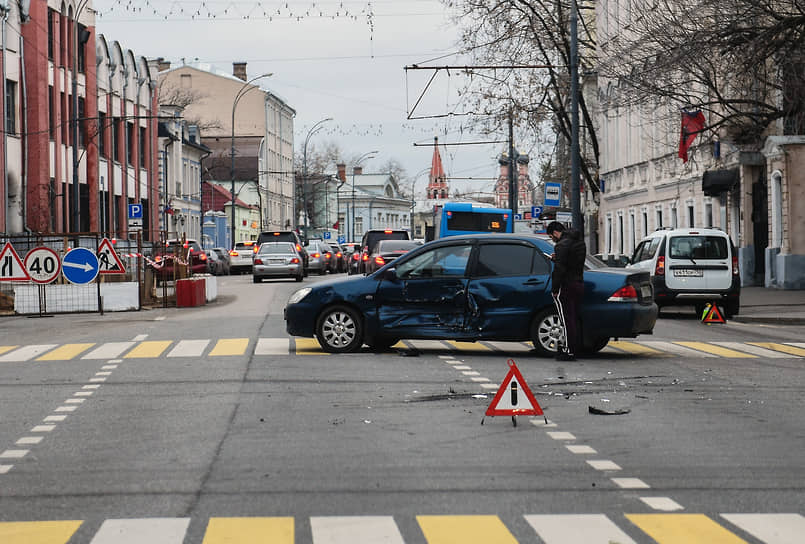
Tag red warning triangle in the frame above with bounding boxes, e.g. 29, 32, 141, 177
0, 242, 31, 281
485, 359, 544, 417
702, 303, 726, 324
97, 238, 125, 274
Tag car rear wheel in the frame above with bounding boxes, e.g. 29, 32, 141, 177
295, 273, 303, 282
530, 307, 563, 357
316, 305, 363, 353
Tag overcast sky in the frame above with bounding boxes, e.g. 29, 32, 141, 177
94, 0, 511, 197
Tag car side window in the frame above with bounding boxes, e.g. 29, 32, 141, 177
632, 241, 647, 263
473, 244, 536, 277
396, 244, 472, 279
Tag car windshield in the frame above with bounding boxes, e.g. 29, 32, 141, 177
259, 243, 295, 254
235, 241, 256, 250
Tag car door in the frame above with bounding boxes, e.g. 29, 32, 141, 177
465, 241, 553, 339
375, 242, 473, 338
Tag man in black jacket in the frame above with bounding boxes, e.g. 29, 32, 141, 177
546, 221, 586, 361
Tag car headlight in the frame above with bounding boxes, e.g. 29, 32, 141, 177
288, 287, 312, 305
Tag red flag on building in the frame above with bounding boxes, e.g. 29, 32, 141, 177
333, 221, 339, 230
678, 109, 706, 163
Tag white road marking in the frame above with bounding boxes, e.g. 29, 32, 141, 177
547, 431, 576, 440
485, 341, 534, 352
566, 445, 597, 454
786, 342, 805, 348
437, 355, 454, 359
525, 514, 638, 544
168, 339, 211, 358
16, 437, 43, 445
108, 359, 122, 363
0, 450, 29, 459
254, 338, 287, 356
530, 418, 557, 427
132, 334, 149, 342
407, 339, 451, 351
712, 342, 791, 358
74, 391, 93, 397
721, 513, 805, 544
640, 341, 718, 358
55, 406, 77, 412
310, 516, 405, 544
0, 465, 11, 474
0, 344, 58, 362
65, 398, 85, 404
31, 425, 56, 432
44, 415, 67, 422
611, 477, 650, 489
462, 371, 481, 376
95, 372, 112, 376
90, 518, 190, 544
470, 377, 490, 382
154, 316, 166, 321
480, 383, 498, 390
101, 365, 118, 370
82, 342, 135, 360
89, 377, 107, 383
83, 384, 101, 389
586, 460, 621, 471
453, 365, 472, 370
640, 497, 684, 511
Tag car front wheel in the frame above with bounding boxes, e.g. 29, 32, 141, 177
530, 307, 564, 357
316, 305, 363, 353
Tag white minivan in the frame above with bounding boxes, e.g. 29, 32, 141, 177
627, 228, 740, 317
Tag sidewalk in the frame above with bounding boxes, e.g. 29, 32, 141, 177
732, 286, 805, 325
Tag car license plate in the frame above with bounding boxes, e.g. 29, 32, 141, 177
641, 285, 652, 298
269, 259, 284, 265
674, 268, 703, 277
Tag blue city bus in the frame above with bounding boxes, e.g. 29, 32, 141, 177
434, 202, 513, 239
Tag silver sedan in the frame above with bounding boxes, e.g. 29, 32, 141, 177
253, 242, 304, 283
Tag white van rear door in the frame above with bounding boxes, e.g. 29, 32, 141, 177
665, 235, 731, 290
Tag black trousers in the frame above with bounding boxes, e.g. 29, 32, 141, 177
553, 280, 584, 355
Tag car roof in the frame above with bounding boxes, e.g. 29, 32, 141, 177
641, 227, 728, 239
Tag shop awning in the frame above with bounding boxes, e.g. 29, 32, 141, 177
702, 169, 739, 196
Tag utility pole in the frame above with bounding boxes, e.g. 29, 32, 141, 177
508, 110, 517, 215
570, 0, 582, 231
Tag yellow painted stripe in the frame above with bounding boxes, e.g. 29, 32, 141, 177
36, 343, 95, 361
0, 345, 18, 356
202, 517, 294, 544
124, 341, 172, 358
445, 341, 492, 352
748, 342, 805, 357
294, 337, 328, 355
609, 340, 667, 355
209, 338, 250, 356
627, 514, 749, 544
0, 520, 83, 544
417, 515, 518, 544
674, 342, 757, 358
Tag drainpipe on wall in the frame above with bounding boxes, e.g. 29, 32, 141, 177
1, 3, 9, 233
20, 32, 30, 232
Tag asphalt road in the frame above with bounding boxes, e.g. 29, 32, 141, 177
0, 273, 803, 543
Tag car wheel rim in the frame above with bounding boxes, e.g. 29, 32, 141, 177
321, 311, 357, 348
537, 313, 563, 353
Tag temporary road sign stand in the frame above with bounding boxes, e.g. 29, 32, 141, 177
0, 242, 31, 282
701, 302, 726, 324
482, 359, 546, 427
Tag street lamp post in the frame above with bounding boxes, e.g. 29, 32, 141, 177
350, 150, 378, 243
230, 73, 272, 248
71, 0, 92, 233
302, 117, 332, 240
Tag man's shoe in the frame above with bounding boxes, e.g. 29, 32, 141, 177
555, 351, 576, 361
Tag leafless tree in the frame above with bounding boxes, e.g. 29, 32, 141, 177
157, 80, 222, 132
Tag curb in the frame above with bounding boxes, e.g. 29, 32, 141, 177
731, 316, 805, 325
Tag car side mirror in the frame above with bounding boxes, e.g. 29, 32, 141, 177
382, 267, 399, 282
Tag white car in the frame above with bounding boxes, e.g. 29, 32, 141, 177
627, 227, 740, 317
229, 240, 256, 274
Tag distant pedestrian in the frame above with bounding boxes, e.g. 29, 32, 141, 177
546, 221, 586, 361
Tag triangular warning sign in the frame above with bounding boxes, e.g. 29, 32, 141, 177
97, 238, 125, 274
485, 359, 544, 417
702, 303, 726, 324
0, 242, 31, 281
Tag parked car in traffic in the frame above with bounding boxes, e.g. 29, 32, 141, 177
329, 241, 347, 273
252, 242, 304, 283
364, 239, 422, 275
627, 227, 740, 317
151, 239, 208, 282
343, 243, 361, 275
285, 233, 658, 355
357, 229, 411, 274
229, 240, 256, 274
256, 231, 309, 275
205, 249, 227, 275
211, 247, 231, 275
306, 239, 336, 275
593, 253, 631, 268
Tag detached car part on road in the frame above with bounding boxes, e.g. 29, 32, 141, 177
285, 234, 658, 355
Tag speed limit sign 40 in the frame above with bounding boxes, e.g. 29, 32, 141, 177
24, 247, 62, 284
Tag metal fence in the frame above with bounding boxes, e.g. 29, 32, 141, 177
0, 232, 192, 316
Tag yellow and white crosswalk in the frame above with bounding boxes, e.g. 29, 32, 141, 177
0, 512, 803, 543
1, 339, 805, 360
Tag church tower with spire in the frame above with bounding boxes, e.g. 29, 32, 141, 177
426, 137, 449, 199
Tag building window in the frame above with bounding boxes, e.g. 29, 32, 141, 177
78, 96, 86, 147
49, 86, 55, 139
670, 204, 678, 228
656, 209, 663, 229
139, 126, 147, 168
642, 210, 648, 237
127, 122, 134, 165
687, 204, 694, 227
113, 117, 121, 162
98, 112, 107, 157
5, 80, 16, 135
618, 214, 624, 254
77, 24, 88, 73
48, 9, 55, 60
705, 201, 713, 228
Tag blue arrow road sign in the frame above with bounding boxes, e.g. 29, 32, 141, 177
62, 247, 99, 285
128, 203, 143, 219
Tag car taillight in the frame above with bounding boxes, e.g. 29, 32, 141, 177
312, 252, 321, 258
290, 257, 300, 264
325, 253, 331, 260
655, 255, 665, 276
362, 253, 369, 261
608, 285, 638, 302
199, 253, 207, 261
229, 250, 237, 256
296, 244, 302, 252
352, 253, 359, 261
732, 255, 739, 275
254, 246, 259, 253
155, 255, 162, 262
336, 252, 342, 258
384, 229, 392, 234
375, 256, 385, 265
254, 258, 263, 265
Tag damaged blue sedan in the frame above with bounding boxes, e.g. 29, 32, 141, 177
284, 234, 658, 356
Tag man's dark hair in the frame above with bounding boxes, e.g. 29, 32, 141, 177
546, 221, 565, 235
